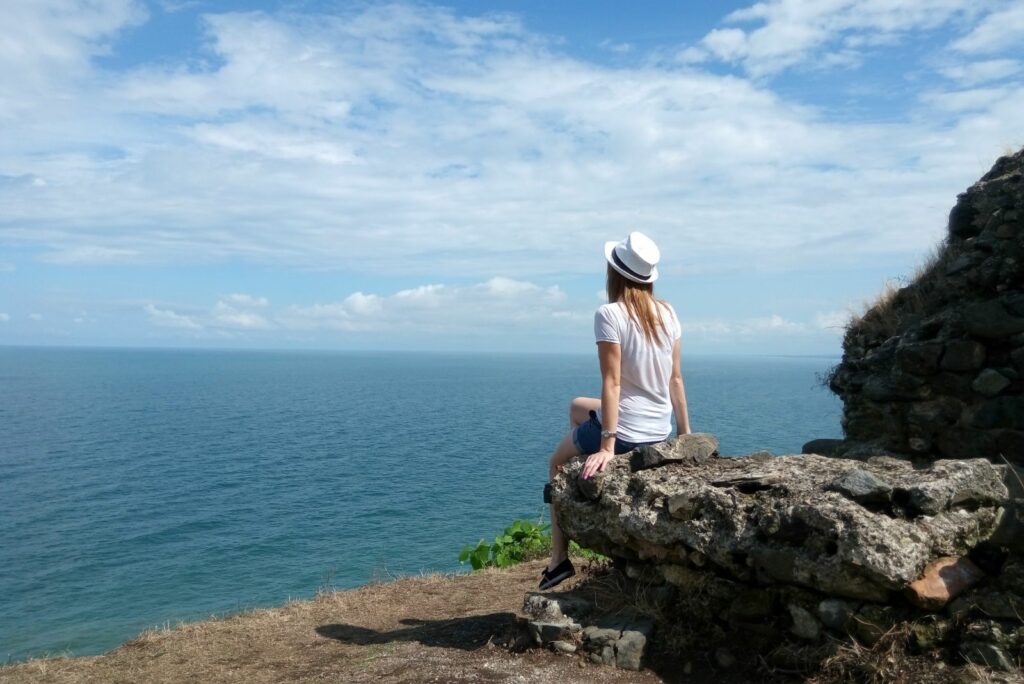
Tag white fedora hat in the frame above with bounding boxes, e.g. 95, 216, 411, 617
604, 231, 660, 283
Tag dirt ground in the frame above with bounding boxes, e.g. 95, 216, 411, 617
0, 559, 675, 684
3, 558, 1014, 684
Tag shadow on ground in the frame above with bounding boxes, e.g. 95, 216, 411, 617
316, 612, 519, 651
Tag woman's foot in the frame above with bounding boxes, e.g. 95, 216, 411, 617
539, 557, 575, 590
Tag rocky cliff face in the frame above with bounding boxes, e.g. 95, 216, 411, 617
829, 148, 1024, 464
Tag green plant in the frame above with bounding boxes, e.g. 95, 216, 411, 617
459, 518, 552, 570
569, 540, 609, 562
458, 518, 609, 570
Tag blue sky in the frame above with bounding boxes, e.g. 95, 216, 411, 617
1, 0, 1022, 354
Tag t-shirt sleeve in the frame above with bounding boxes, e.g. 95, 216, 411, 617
594, 305, 620, 344
668, 304, 682, 340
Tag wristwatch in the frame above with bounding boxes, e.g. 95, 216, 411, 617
601, 430, 617, 439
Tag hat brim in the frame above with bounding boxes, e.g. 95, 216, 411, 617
604, 241, 658, 283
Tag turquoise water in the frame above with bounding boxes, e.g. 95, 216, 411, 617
0, 346, 841, 662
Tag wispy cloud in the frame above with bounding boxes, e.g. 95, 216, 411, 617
0, 1, 1020, 284
951, 2, 1024, 54
679, 0, 985, 77
143, 303, 201, 329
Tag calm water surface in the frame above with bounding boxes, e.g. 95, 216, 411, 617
0, 347, 841, 661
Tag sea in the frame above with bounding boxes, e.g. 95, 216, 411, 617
0, 346, 842, 662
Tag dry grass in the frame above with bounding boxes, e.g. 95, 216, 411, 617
0, 559, 661, 684
844, 240, 947, 346
809, 623, 956, 684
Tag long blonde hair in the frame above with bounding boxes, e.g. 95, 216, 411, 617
606, 265, 671, 345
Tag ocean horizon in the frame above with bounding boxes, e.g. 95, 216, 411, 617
1, 345, 842, 662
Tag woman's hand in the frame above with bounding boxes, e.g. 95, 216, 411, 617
580, 449, 615, 480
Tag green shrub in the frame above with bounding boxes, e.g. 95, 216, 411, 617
458, 518, 608, 570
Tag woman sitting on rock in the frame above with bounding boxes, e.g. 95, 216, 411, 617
541, 231, 692, 590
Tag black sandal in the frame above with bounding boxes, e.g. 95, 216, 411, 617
539, 558, 575, 590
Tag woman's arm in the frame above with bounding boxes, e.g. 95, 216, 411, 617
580, 341, 620, 479
669, 336, 691, 435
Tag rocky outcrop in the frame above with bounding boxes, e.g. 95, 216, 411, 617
552, 437, 1007, 602
548, 434, 1023, 671
828, 148, 1024, 465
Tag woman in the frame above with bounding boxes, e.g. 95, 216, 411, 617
540, 231, 691, 590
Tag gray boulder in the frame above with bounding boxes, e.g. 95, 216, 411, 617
552, 447, 1008, 601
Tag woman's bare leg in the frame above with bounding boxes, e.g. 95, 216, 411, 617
569, 397, 600, 430
547, 430, 580, 571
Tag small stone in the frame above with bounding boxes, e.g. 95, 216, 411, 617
972, 368, 1011, 396
801, 438, 847, 456
551, 640, 576, 654
688, 550, 707, 567
909, 620, 951, 651
896, 343, 944, 375
818, 599, 851, 631
964, 300, 1024, 339
683, 661, 693, 675
972, 397, 1024, 430
615, 630, 648, 670
852, 605, 897, 646
714, 647, 736, 669
906, 557, 985, 610
788, 604, 821, 641
830, 468, 893, 504
529, 621, 578, 644
581, 626, 621, 647
941, 339, 987, 371
631, 433, 719, 471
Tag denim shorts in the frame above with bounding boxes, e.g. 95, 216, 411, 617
572, 410, 658, 455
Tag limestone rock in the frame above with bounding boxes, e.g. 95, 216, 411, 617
630, 433, 718, 471
551, 449, 1007, 602
817, 598, 851, 631
787, 604, 821, 641
829, 468, 893, 504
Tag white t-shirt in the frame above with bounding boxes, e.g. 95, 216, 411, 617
593, 300, 682, 443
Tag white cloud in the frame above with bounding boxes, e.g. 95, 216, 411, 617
941, 59, 1022, 86
682, 0, 984, 77
211, 300, 272, 329
0, 1, 1021, 293
223, 293, 270, 307
38, 246, 140, 265
0, 313, 9, 322
681, 314, 807, 337
952, 2, 1024, 54
279, 277, 571, 333
143, 303, 201, 329
28, 313, 43, 321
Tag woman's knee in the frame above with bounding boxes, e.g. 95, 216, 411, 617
569, 397, 599, 427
